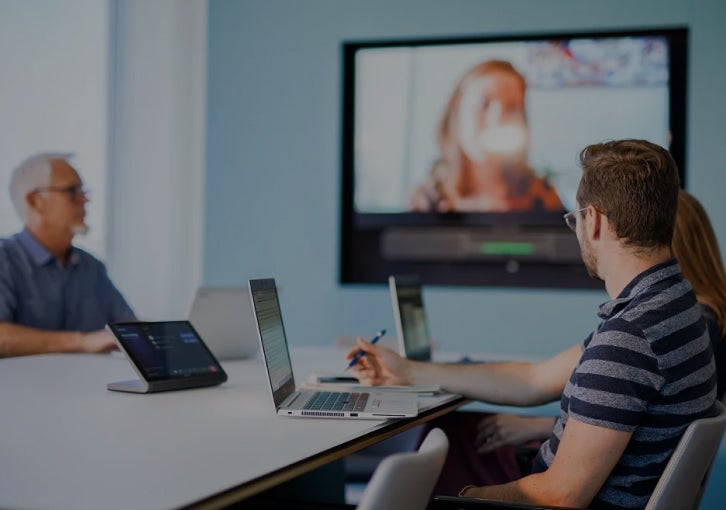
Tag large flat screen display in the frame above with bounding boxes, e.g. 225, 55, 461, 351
340, 28, 687, 288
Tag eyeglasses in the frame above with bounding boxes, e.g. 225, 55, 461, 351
34, 185, 90, 200
563, 207, 587, 232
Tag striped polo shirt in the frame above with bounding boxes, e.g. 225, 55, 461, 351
537, 259, 717, 510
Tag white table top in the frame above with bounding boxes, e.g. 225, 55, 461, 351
0, 347, 463, 510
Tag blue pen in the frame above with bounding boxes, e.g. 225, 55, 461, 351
345, 329, 386, 371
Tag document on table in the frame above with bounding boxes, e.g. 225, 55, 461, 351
305, 372, 442, 395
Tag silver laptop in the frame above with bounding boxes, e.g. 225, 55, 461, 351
389, 275, 432, 361
187, 286, 259, 360
248, 278, 419, 419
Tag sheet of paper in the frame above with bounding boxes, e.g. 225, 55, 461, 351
305, 372, 442, 394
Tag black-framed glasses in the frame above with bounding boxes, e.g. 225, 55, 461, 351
563, 207, 587, 232
34, 185, 90, 200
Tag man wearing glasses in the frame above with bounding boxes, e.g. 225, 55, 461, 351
0, 153, 135, 357
347, 139, 717, 509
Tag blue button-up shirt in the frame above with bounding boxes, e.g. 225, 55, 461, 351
0, 229, 136, 331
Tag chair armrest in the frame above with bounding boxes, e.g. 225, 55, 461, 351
428, 495, 584, 510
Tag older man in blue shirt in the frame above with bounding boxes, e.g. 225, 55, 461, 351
0, 153, 135, 357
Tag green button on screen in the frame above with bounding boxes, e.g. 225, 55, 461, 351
479, 242, 534, 255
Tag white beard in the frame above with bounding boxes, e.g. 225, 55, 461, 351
72, 224, 89, 236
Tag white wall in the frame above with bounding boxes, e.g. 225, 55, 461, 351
108, 0, 207, 320
0, 0, 110, 259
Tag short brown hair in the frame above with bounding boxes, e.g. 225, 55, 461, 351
576, 139, 680, 249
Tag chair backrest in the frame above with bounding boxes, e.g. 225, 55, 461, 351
646, 401, 726, 510
356, 427, 449, 510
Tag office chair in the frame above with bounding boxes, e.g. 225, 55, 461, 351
356, 427, 449, 510
429, 401, 726, 510
241, 428, 449, 510
344, 425, 425, 483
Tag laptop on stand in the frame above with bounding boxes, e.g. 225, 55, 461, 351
248, 278, 418, 419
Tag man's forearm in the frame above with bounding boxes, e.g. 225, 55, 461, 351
423, 344, 583, 405
460, 472, 581, 508
409, 360, 553, 406
410, 343, 582, 406
0, 322, 81, 357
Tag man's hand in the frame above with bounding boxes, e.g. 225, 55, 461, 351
345, 338, 413, 386
79, 330, 117, 353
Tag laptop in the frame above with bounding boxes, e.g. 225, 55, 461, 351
389, 275, 433, 361
248, 278, 419, 419
106, 320, 227, 393
187, 286, 259, 360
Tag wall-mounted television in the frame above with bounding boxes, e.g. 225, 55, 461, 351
340, 27, 687, 289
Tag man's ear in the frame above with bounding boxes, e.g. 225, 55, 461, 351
588, 206, 602, 241
25, 191, 42, 214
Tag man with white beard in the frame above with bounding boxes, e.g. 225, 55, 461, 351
0, 153, 135, 357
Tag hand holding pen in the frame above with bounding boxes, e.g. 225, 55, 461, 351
344, 329, 386, 371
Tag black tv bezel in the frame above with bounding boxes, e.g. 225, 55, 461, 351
340, 27, 688, 289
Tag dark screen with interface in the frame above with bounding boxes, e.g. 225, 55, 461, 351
109, 321, 225, 381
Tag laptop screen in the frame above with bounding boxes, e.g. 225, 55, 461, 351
249, 278, 296, 405
389, 276, 432, 361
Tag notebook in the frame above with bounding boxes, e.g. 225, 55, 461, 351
106, 321, 227, 393
187, 286, 259, 360
389, 275, 433, 361
248, 278, 419, 419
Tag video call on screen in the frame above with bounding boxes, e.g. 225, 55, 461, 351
353, 35, 672, 215
113, 322, 221, 380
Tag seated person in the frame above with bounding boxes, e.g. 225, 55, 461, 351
349, 139, 717, 508
0, 153, 136, 357
421, 188, 726, 496
672, 190, 726, 399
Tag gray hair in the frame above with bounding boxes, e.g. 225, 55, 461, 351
10, 152, 75, 223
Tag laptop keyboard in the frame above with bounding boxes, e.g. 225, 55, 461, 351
303, 391, 369, 412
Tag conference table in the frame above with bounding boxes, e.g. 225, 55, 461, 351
0, 347, 466, 510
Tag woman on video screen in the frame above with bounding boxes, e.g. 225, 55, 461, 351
410, 60, 564, 213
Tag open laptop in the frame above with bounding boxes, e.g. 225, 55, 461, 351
389, 275, 433, 361
248, 278, 419, 419
106, 321, 227, 393
187, 286, 259, 360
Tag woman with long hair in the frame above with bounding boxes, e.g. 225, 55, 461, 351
672, 190, 726, 399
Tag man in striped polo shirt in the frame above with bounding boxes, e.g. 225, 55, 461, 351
347, 139, 717, 509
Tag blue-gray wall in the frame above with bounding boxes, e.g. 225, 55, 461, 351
205, 1, 726, 507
